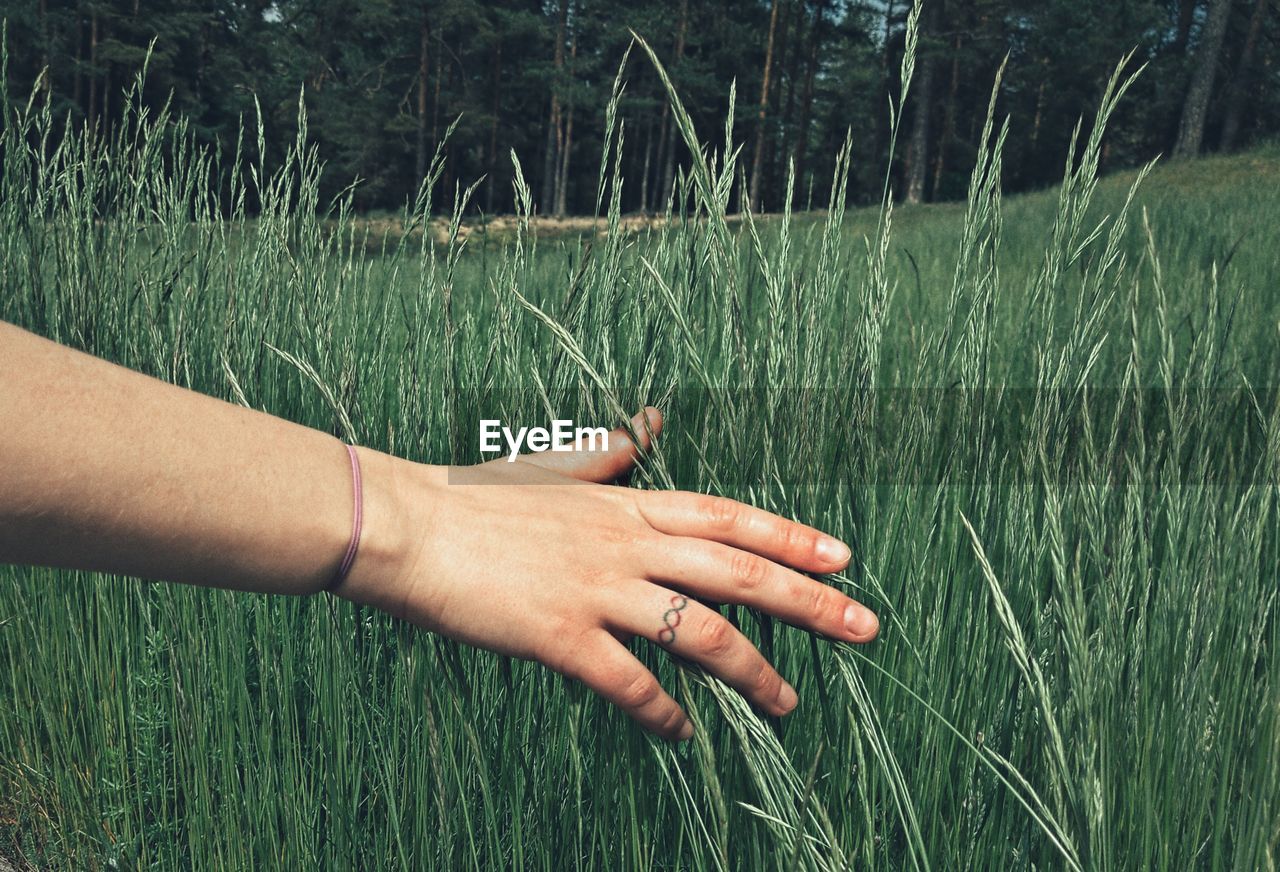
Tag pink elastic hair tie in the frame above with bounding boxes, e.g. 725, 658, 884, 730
328, 444, 363, 591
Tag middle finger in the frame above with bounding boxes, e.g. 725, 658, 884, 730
644, 537, 879, 642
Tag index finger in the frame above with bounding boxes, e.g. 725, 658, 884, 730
634, 491, 851, 574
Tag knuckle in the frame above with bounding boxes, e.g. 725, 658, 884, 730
698, 617, 735, 657
659, 705, 686, 735
753, 661, 781, 698
778, 521, 815, 553
699, 495, 742, 531
595, 488, 647, 526
599, 525, 644, 548
617, 671, 662, 711
805, 584, 835, 622
730, 550, 768, 590
543, 626, 588, 678
578, 567, 610, 589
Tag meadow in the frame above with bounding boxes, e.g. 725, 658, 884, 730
1, 35, 1278, 871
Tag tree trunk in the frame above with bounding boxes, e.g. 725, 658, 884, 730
431, 32, 442, 158
931, 31, 961, 200
904, 32, 933, 204
441, 60, 456, 204
416, 15, 431, 181
486, 36, 503, 213
870, 0, 895, 188
767, 3, 796, 207
1172, 0, 1198, 57
659, 0, 689, 210
793, 0, 826, 200
542, 0, 569, 213
38, 0, 50, 105
73, 10, 83, 115
639, 116, 654, 214
778, 0, 806, 198
1218, 0, 1268, 152
556, 104, 574, 216
87, 12, 99, 131
540, 106, 559, 214
882, 0, 895, 71
555, 28, 577, 218
1173, 0, 1232, 159
773, 0, 796, 129
1030, 73, 1046, 150
101, 21, 110, 134
749, 0, 782, 212
652, 104, 669, 213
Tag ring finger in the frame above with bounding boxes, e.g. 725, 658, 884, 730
608, 581, 798, 717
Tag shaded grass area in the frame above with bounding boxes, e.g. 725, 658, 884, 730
0, 40, 1277, 870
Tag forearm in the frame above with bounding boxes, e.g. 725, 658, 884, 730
0, 320, 883, 740
0, 321, 401, 596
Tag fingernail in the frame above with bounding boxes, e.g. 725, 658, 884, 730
816, 536, 851, 564
678, 720, 694, 741
776, 680, 798, 713
844, 603, 879, 640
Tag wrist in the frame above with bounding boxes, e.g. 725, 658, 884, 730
325, 447, 419, 613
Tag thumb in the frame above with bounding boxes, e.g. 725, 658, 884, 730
517, 407, 663, 483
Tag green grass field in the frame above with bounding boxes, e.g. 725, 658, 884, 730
1, 44, 1278, 870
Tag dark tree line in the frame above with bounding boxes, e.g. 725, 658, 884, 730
2, 0, 1278, 214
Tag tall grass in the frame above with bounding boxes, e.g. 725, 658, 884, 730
2, 15, 1278, 869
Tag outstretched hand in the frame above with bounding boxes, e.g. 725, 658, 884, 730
0, 324, 875, 741
336, 408, 879, 742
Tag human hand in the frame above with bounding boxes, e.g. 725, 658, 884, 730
338, 408, 879, 741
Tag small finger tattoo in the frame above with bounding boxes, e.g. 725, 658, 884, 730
658, 595, 689, 645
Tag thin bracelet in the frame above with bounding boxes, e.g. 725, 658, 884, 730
328, 444, 363, 591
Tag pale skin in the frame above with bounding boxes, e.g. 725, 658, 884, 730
0, 321, 879, 741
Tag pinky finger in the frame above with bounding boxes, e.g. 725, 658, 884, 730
570, 635, 693, 742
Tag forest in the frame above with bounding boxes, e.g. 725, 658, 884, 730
4, 0, 1280, 867
2, 1, 1277, 213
